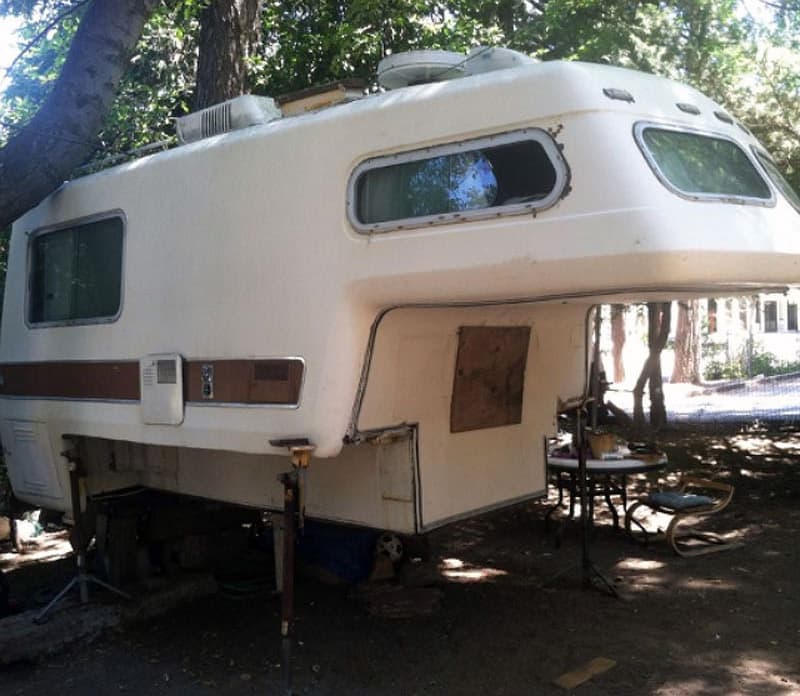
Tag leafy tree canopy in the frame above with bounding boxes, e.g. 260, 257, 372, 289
0, 0, 798, 188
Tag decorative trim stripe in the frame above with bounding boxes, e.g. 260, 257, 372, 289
185, 359, 304, 405
0, 361, 139, 400
0, 358, 304, 406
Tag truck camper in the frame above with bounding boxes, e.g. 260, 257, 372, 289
2, 48, 800, 552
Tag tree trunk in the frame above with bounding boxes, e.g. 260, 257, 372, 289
0, 0, 158, 230
670, 299, 701, 384
633, 302, 672, 429
194, 0, 262, 110
610, 303, 626, 383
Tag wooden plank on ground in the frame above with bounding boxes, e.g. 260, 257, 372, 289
553, 656, 617, 689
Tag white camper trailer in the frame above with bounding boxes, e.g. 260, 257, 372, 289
2, 50, 800, 540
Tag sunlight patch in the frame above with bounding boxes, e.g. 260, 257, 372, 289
680, 577, 738, 591
439, 558, 508, 582
615, 558, 665, 571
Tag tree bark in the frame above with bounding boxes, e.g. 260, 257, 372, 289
670, 299, 701, 384
633, 302, 672, 429
610, 303, 626, 383
194, 0, 262, 110
0, 0, 158, 230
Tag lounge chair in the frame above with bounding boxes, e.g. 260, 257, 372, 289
625, 477, 740, 557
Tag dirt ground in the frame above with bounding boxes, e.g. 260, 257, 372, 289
1, 427, 799, 695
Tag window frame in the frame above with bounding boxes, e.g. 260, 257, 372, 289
764, 300, 778, 333
25, 210, 127, 329
346, 128, 570, 234
751, 146, 800, 215
633, 121, 775, 207
788, 303, 798, 332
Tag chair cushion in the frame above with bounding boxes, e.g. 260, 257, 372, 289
647, 491, 714, 510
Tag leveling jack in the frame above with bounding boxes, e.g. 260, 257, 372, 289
270, 438, 315, 696
34, 438, 131, 624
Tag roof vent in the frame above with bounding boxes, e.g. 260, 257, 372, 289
176, 95, 281, 144
377, 50, 465, 89
463, 46, 537, 75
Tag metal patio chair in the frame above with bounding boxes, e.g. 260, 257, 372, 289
625, 476, 740, 557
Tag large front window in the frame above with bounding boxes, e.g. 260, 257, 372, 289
636, 124, 772, 203
29, 215, 124, 325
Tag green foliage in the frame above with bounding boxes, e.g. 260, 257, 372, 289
98, 2, 200, 155
0, 0, 799, 186
0, 1, 87, 147
254, 0, 498, 95
703, 339, 800, 381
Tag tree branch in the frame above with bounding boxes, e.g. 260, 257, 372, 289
0, 0, 159, 229
3, 0, 92, 79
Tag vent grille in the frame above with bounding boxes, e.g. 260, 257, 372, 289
676, 102, 700, 115
176, 95, 281, 144
201, 101, 233, 138
12, 424, 36, 443
157, 359, 177, 384
603, 87, 634, 103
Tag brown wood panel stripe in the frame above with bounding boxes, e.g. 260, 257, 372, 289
184, 359, 303, 405
0, 361, 140, 400
0, 358, 304, 405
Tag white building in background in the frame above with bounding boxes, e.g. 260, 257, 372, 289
705, 290, 800, 365
600, 290, 800, 388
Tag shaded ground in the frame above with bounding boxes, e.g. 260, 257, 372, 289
2, 428, 800, 695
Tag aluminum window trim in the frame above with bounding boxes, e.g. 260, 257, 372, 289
633, 121, 775, 207
25, 210, 128, 329
751, 146, 800, 215
346, 128, 570, 234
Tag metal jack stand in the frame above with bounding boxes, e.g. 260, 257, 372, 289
34, 441, 131, 624
271, 438, 315, 696
544, 404, 618, 598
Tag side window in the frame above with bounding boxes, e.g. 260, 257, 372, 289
29, 215, 124, 325
707, 298, 718, 333
753, 148, 800, 213
349, 129, 568, 232
764, 301, 778, 333
635, 123, 772, 203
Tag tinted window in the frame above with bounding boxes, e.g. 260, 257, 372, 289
639, 127, 771, 201
754, 150, 800, 213
352, 132, 564, 230
30, 216, 124, 324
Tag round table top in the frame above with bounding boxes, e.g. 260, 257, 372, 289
548, 455, 667, 475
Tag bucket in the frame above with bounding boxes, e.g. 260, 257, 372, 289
588, 432, 616, 459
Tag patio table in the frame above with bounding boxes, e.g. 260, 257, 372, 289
546, 455, 667, 528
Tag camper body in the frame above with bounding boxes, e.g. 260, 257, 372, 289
1, 59, 799, 534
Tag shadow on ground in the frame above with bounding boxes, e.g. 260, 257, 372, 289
1, 427, 799, 695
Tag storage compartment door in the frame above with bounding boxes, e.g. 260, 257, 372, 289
1, 420, 64, 501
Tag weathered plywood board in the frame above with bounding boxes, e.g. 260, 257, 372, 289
450, 326, 531, 433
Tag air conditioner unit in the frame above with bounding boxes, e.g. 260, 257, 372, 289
176, 95, 282, 144
140, 353, 184, 425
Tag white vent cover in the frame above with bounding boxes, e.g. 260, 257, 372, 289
140, 353, 184, 425
377, 50, 465, 90
176, 95, 282, 144
464, 46, 538, 75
